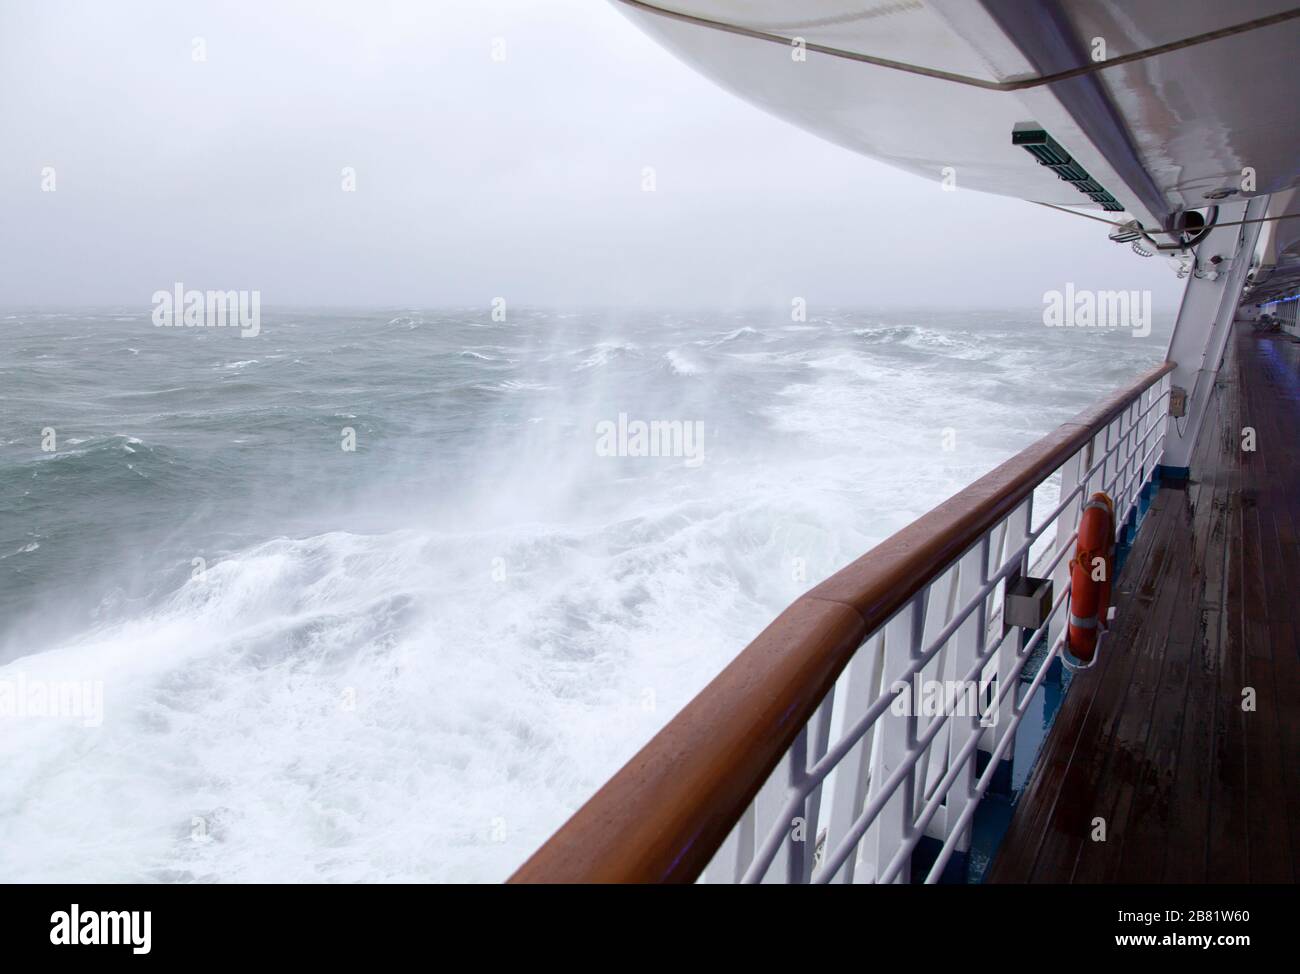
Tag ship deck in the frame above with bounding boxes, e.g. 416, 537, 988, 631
989, 326, 1300, 883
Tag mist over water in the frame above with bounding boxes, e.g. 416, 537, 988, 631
0, 307, 1170, 881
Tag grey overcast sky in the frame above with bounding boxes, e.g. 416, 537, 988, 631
0, 0, 1186, 311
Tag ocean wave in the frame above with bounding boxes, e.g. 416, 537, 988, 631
572, 341, 641, 370
13, 435, 177, 484
663, 349, 704, 375
698, 325, 763, 348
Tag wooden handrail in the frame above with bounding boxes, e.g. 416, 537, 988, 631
508, 361, 1176, 883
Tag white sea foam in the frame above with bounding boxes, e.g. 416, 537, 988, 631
0, 478, 872, 881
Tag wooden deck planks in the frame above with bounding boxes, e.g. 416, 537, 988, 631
988, 328, 1300, 883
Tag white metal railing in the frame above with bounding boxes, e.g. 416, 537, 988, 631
698, 373, 1172, 884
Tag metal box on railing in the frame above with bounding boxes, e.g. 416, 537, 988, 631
1169, 386, 1188, 417
1003, 574, 1053, 632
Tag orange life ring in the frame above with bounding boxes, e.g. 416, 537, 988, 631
1067, 492, 1116, 663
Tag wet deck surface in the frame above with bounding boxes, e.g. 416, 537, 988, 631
988, 328, 1300, 883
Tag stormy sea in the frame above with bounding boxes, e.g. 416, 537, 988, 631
0, 306, 1170, 881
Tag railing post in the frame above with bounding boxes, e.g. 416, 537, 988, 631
754, 745, 797, 883
824, 632, 885, 883
981, 499, 1030, 770
937, 538, 989, 880
791, 693, 835, 883
1142, 375, 1170, 511
866, 599, 924, 883
914, 567, 957, 813
1125, 399, 1141, 510
1124, 398, 1143, 526
702, 800, 754, 883
1048, 446, 1085, 657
